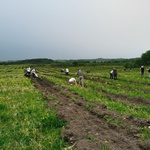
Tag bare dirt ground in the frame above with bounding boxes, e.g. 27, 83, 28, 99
31, 77, 150, 150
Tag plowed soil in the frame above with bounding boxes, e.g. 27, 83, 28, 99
31, 77, 150, 150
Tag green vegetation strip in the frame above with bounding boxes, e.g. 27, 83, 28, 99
0, 68, 67, 150
41, 73, 150, 140
42, 74, 150, 120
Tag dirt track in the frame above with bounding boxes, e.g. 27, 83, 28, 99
31, 77, 150, 150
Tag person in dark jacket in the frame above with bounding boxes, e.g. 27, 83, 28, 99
113, 68, 117, 80
140, 65, 144, 76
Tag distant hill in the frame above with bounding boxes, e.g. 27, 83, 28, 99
56, 57, 139, 63
0, 57, 139, 65
0, 58, 54, 65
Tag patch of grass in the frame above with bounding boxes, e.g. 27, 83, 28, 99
41, 109, 67, 129
102, 141, 109, 150
137, 127, 150, 141
0, 104, 7, 110
103, 115, 122, 127
0, 67, 68, 150
86, 135, 96, 141
86, 104, 95, 112
71, 97, 77, 102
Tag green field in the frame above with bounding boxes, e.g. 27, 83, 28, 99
0, 64, 150, 149
0, 65, 67, 150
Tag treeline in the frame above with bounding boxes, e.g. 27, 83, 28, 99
0, 50, 149, 67
0, 57, 134, 66
54, 58, 139, 68
0, 58, 54, 65
135, 50, 150, 66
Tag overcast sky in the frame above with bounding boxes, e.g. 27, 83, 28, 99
0, 0, 150, 61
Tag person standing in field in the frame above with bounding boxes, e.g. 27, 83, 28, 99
147, 67, 150, 77
140, 65, 144, 76
66, 68, 69, 75
77, 69, 84, 87
113, 68, 117, 80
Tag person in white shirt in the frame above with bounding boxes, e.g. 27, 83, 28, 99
31, 68, 38, 78
66, 68, 69, 75
25, 67, 31, 77
110, 70, 113, 79
69, 78, 76, 85
140, 65, 144, 76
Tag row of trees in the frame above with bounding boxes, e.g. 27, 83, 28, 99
0, 50, 149, 67
0, 58, 54, 65
124, 50, 150, 68
56, 50, 150, 68
137, 50, 150, 65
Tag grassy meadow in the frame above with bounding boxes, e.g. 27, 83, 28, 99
0, 65, 67, 150
0, 64, 150, 149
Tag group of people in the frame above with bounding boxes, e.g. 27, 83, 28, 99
25, 65, 150, 85
24, 67, 38, 78
140, 65, 150, 77
61, 68, 69, 75
68, 65, 150, 87
109, 65, 150, 79
60, 68, 85, 87
110, 68, 117, 80
69, 69, 84, 87
60, 68, 83, 86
